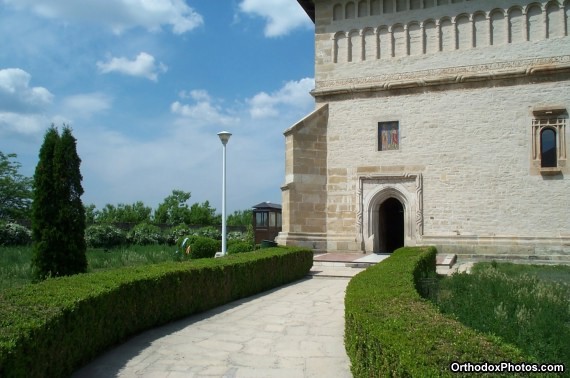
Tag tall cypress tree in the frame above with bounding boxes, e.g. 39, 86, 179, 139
31, 126, 87, 279
31, 127, 60, 279
54, 127, 87, 275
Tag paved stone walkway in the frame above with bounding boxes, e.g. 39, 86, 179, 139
72, 252, 462, 377
73, 277, 352, 378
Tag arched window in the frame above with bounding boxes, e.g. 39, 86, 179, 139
346, 2, 356, 19
349, 30, 362, 62
473, 12, 489, 47
441, 18, 454, 51
424, 20, 438, 53
333, 4, 343, 20
334, 32, 349, 63
527, 4, 543, 41
456, 14, 472, 49
541, 128, 557, 167
358, 1, 368, 17
547, 2, 563, 38
509, 7, 524, 43
382, 0, 393, 14
491, 9, 506, 45
370, 0, 381, 15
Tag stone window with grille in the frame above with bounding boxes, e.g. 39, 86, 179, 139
531, 108, 567, 175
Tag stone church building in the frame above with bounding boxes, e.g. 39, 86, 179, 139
276, 0, 570, 260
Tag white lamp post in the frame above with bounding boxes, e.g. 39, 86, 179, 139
217, 131, 231, 256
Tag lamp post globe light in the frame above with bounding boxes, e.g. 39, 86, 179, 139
217, 131, 231, 257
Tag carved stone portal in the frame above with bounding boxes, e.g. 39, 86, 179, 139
357, 173, 423, 253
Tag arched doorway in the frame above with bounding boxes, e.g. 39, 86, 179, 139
360, 174, 423, 253
378, 198, 404, 253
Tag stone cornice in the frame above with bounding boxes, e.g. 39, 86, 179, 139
313, 56, 570, 97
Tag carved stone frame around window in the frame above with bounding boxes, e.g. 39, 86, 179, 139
531, 107, 567, 176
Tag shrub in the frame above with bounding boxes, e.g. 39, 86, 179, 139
85, 224, 127, 249
227, 224, 254, 246
0, 222, 31, 246
0, 247, 313, 378
227, 241, 254, 254
195, 226, 220, 240
173, 235, 219, 260
227, 231, 247, 242
165, 224, 191, 245
244, 224, 254, 245
190, 236, 220, 259
127, 223, 164, 245
345, 247, 532, 377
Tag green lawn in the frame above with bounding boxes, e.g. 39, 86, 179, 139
0, 245, 177, 291
431, 261, 570, 368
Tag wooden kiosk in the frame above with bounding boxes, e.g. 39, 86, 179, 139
252, 202, 282, 246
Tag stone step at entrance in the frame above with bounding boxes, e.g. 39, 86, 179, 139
309, 264, 367, 278
309, 250, 570, 278
310, 252, 460, 277
310, 253, 390, 278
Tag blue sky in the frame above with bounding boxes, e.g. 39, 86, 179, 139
0, 0, 315, 214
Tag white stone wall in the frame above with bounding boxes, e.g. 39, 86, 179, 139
282, 0, 570, 255
325, 80, 570, 243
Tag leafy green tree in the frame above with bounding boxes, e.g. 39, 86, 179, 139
188, 200, 221, 226
97, 201, 152, 224
154, 190, 192, 225
0, 152, 33, 222
84, 204, 98, 225
96, 204, 119, 223
227, 209, 253, 227
31, 126, 87, 279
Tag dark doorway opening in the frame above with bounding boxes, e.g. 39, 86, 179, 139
378, 198, 404, 253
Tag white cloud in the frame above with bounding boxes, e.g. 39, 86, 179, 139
238, 0, 312, 37
0, 68, 53, 138
0, 112, 48, 137
61, 93, 112, 119
171, 90, 239, 126
248, 78, 314, 119
3, 0, 204, 35
97, 52, 167, 81
179, 90, 211, 102
0, 68, 53, 113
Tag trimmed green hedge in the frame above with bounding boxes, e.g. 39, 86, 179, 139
0, 246, 312, 377
345, 246, 535, 377
227, 241, 254, 254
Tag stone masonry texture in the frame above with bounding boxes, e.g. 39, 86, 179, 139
279, 0, 570, 257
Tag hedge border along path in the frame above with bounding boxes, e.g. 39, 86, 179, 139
344, 246, 547, 378
0, 246, 312, 378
